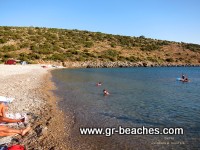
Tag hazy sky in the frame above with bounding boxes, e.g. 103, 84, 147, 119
1, 0, 200, 44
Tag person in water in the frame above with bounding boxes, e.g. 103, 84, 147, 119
183, 77, 189, 82
181, 74, 189, 82
103, 89, 110, 96
96, 82, 102, 86
181, 74, 185, 80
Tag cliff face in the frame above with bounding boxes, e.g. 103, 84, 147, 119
0, 26, 200, 66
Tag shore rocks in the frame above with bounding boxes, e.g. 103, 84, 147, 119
35, 125, 48, 137
62, 61, 200, 68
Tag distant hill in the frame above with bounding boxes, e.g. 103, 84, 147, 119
0, 26, 200, 66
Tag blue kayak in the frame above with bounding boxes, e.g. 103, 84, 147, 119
176, 77, 182, 81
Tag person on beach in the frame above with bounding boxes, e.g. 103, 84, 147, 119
0, 103, 30, 137
0, 126, 31, 137
103, 89, 110, 96
0, 116, 25, 123
0, 102, 25, 123
0, 102, 6, 117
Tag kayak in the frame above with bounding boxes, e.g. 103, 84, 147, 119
176, 78, 189, 82
176, 78, 182, 81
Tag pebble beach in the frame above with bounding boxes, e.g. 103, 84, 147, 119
0, 64, 69, 150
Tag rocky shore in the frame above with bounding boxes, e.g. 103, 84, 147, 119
62, 61, 200, 68
0, 65, 69, 150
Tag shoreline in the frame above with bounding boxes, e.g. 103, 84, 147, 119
43, 66, 200, 150
0, 64, 69, 149
60, 61, 200, 68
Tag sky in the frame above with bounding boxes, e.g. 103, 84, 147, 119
0, 0, 200, 44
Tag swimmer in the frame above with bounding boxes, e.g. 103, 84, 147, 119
181, 73, 189, 82
103, 89, 109, 96
96, 82, 102, 86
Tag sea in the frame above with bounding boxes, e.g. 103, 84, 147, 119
51, 67, 200, 150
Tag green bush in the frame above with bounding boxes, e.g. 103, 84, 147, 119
1, 45, 17, 52
3, 52, 17, 59
29, 53, 41, 60
110, 42, 116, 48
100, 49, 119, 61
83, 52, 96, 58
147, 56, 159, 62
64, 52, 73, 58
118, 56, 126, 61
183, 43, 200, 52
20, 42, 30, 48
76, 56, 86, 61
103, 49, 119, 57
47, 53, 65, 61
165, 58, 174, 62
126, 56, 139, 62
37, 49, 53, 54
18, 53, 29, 61
28, 29, 34, 35
84, 41, 94, 48
141, 44, 160, 51
0, 38, 7, 44
30, 44, 39, 51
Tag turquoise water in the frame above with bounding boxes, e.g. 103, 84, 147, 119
51, 67, 200, 150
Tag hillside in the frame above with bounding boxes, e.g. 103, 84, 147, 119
0, 26, 200, 66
